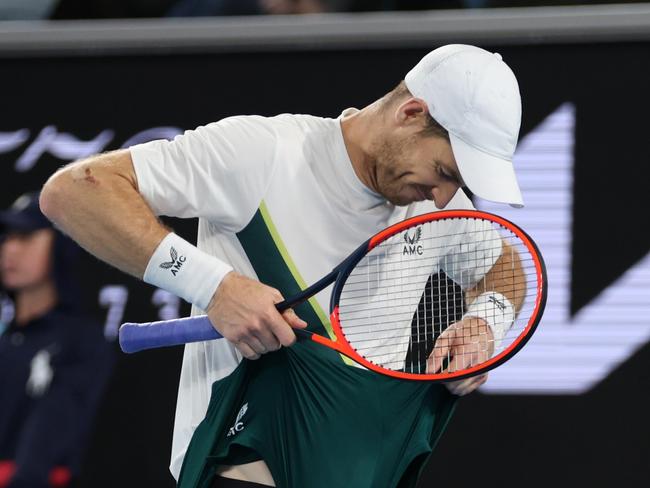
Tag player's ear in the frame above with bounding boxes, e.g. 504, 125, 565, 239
394, 98, 428, 126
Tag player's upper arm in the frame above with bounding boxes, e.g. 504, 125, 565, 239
130, 115, 278, 232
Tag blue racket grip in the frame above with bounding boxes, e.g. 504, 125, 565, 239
119, 315, 221, 353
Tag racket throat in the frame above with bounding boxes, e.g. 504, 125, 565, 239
294, 328, 313, 341
294, 328, 348, 355
276, 268, 340, 312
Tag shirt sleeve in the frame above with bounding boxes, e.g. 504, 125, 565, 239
130, 115, 278, 233
439, 189, 502, 289
440, 219, 502, 290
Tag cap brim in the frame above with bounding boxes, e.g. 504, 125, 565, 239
0, 212, 49, 234
449, 133, 524, 208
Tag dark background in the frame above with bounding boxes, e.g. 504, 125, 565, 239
1, 42, 649, 486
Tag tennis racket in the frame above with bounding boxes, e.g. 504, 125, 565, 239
119, 209, 547, 382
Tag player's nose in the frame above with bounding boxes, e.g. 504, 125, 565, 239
431, 185, 455, 209
1, 237, 21, 256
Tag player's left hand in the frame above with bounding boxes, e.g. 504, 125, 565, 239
426, 317, 494, 396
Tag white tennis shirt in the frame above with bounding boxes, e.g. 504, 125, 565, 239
130, 110, 490, 479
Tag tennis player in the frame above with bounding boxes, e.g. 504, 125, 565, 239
40, 44, 524, 488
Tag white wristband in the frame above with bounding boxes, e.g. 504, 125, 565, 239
143, 233, 233, 311
462, 292, 514, 350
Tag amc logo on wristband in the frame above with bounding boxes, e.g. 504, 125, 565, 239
488, 295, 506, 313
159, 247, 186, 276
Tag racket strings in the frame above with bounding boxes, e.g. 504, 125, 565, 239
341, 314, 536, 341
343, 263, 538, 288
337, 217, 540, 375
339, 283, 533, 309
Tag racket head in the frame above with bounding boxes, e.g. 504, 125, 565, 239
326, 209, 547, 382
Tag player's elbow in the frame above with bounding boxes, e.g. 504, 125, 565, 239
40, 166, 73, 226
40, 156, 100, 226
41, 150, 137, 228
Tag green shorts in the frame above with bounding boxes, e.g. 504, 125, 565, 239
178, 341, 457, 488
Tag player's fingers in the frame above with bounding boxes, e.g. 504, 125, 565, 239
457, 373, 488, 395
449, 345, 475, 371
446, 376, 476, 396
453, 374, 488, 396
236, 341, 261, 360
475, 373, 489, 387
262, 288, 303, 345
269, 287, 286, 305
430, 328, 456, 368
267, 309, 298, 347
252, 308, 305, 351
250, 324, 281, 352
476, 348, 491, 366
282, 308, 308, 329
245, 335, 271, 355
445, 379, 467, 395
466, 340, 491, 368
427, 345, 451, 374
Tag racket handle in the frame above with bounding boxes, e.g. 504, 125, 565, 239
119, 315, 312, 353
119, 315, 220, 353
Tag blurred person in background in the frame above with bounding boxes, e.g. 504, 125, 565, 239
0, 193, 113, 488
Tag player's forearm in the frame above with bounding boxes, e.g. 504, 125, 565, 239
465, 240, 526, 313
40, 149, 168, 279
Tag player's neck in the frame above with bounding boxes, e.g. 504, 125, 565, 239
14, 279, 58, 326
340, 104, 383, 195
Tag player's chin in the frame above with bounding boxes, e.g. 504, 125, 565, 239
384, 188, 423, 206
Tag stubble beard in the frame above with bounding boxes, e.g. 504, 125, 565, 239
373, 136, 413, 206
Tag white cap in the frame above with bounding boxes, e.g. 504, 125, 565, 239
405, 44, 524, 207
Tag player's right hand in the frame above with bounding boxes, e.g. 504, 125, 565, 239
205, 272, 307, 359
